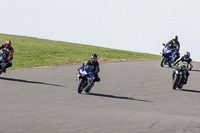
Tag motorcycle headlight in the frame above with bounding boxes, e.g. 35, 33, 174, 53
82, 71, 87, 75
175, 71, 179, 74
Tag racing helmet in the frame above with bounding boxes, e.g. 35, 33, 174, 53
172, 35, 178, 42
184, 52, 190, 60
91, 54, 98, 59
5, 40, 12, 47
91, 54, 98, 63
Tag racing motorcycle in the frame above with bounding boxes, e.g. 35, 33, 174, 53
0, 48, 9, 75
172, 61, 189, 90
77, 63, 95, 94
160, 44, 176, 67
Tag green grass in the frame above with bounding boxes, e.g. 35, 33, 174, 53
0, 33, 161, 69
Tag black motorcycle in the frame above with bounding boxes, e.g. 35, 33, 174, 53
172, 61, 189, 90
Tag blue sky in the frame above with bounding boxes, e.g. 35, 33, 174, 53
1, 0, 200, 61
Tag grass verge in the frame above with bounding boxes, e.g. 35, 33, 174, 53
0, 33, 161, 69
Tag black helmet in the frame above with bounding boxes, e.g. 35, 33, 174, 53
172, 35, 178, 42
91, 54, 98, 59
184, 52, 190, 60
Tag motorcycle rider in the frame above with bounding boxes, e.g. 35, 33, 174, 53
0, 40, 14, 73
85, 54, 100, 83
173, 52, 193, 84
165, 35, 180, 62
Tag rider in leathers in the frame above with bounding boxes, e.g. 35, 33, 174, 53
173, 52, 193, 84
0, 40, 14, 73
85, 54, 100, 83
165, 35, 180, 62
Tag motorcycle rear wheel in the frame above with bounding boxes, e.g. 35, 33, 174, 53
85, 87, 91, 93
178, 84, 183, 89
178, 79, 184, 89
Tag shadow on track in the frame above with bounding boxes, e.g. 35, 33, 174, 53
0, 77, 65, 87
191, 69, 200, 72
179, 89, 200, 93
162, 66, 175, 69
85, 92, 153, 103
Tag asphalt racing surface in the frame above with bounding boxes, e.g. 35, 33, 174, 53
0, 60, 200, 133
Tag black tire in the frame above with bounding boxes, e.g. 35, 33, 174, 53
85, 87, 91, 93
178, 84, 183, 89
78, 79, 85, 94
161, 57, 166, 67
172, 76, 179, 90
178, 78, 184, 89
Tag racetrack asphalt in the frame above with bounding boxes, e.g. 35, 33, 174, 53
0, 60, 200, 133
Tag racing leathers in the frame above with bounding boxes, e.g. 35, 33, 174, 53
165, 39, 180, 62
173, 56, 193, 84
0, 44, 14, 72
85, 59, 100, 82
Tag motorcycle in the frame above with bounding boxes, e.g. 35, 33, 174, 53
160, 44, 176, 67
77, 63, 95, 94
0, 48, 9, 75
172, 61, 189, 90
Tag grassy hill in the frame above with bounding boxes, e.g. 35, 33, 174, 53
0, 33, 161, 69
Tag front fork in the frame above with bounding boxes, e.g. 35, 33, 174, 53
77, 75, 94, 90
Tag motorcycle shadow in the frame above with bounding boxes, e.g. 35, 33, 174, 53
0, 77, 65, 87
162, 66, 176, 69
190, 69, 200, 72
84, 92, 153, 103
177, 88, 200, 93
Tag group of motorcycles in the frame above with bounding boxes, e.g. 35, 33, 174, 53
76, 43, 191, 94
160, 44, 190, 90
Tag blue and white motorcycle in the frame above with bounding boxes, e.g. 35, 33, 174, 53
160, 44, 176, 67
77, 63, 95, 94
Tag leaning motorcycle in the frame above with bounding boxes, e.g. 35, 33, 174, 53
0, 48, 9, 75
77, 63, 95, 94
172, 61, 188, 90
160, 44, 176, 67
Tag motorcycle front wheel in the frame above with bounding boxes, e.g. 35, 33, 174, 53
172, 75, 179, 90
78, 79, 85, 94
161, 57, 166, 67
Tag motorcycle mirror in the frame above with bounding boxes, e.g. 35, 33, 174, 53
162, 43, 165, 46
